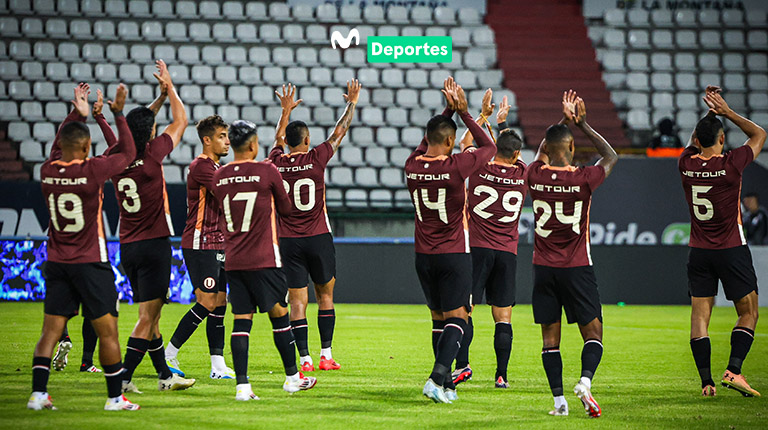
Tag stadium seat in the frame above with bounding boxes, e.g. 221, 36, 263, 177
747, 53, 767, 71
722, 9, 744, 27
33, 122, 55, 141
340, 147, 364, 167
340, 4, 361, 23
268, 2, 289, 21
261, 67, 283, 85
119, 64, 142, 83
8, 122, 30, 140
411, 6, 432, 24
749, 93, 768, 110
723, 30, 745, 49
117, 21, 140, 41
651, 10, 674, 27
272, 47, 294, 67
286, 67, 309, 86
128, 0, 151, 17
33, 81, 56, 100
450, 28, 471, 47
698, 10, 720, 27
45, 18, 67, 38
723, 73, 746, 91
21, 101, 44, 121
627, 9, 650, 27
19, 140, 43, 162
604, 9, 625, 27
675, 53, 697, 72
130, 44, 151, 62
190, 23, 211, 42
746, 10, 767, 28
104, 43, 126, 62
0, 17, 20, 36
650, 29, 673, 49
93, 20, 116, 39
675, 30, 697, 49
675, 10, 697, 27
0, 100, 19, 121
306, 25, 326, 44
650, 72, 673, 91
193, 105, 215, 120
602, 29, 625, 48
627, 30, 650, 49
433, 6, 456, 25
0, 61, 18, 80
626, 73, 648, 91
355, 167, 379, 187
698, 53, 720, 69
627, 109, 651, 130
651, 92, 673, 109
316, 4, 337, 23
401, 26, 423, 38
329, 167, 353, 186
9, 80, 31, 100
191, 65, 214, 84
748, 31, 768, 49
175, 0, 196, 18
382, 69, 404, 88
365, 147, 388, 167
200, 46, 223, 65
675, 73, 698, 91
698, 30, 721, 49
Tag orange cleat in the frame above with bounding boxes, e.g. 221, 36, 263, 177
318, 356, 341, 370
300, 361, 315, 372
701, 385, 716, 397
722, 370, 761, 397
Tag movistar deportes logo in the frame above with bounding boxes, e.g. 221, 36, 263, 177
331, 28, 360, 49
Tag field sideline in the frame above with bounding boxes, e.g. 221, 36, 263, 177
0, 302, 766, 429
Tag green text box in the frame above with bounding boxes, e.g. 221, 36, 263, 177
367, 36, 452, 63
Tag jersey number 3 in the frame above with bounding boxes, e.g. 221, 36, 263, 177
117, 178, 141, 213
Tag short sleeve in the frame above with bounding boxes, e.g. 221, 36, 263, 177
312, 141, 334, 168
726, 145, 754, 173
146, 133, 174, 163
188, 158, 216, 189
268, 145, 284, 161
524, 160, 543, 182
584, 165, 606, 191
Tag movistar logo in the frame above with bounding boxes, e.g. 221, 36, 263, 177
331, 28, 360, 49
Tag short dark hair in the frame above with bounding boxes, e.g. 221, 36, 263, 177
285, 120, 309, 147
426, 115, 457, 145
496, 129, 523, 159
196, 114, 228, 142
58, 121, 90, 149
744, 192, 759, 200
229, 120, 258, 151
695, 112, 724, 148
545, 124, 573, 145
126, 106, 155, 158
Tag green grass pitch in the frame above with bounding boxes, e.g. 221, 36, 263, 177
0, 302, 765, 429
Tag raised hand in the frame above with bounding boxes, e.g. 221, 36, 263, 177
276, 83, 303, 111
497, 95, 510, 124
107, 83, 127, 113
152, 59, 172, 94
562, 89, 577, 123
481, 88, 494, 118
705, 85, 722, 95
441, 77, 458, 110
343, 79, 361, 105
92, 89, 104, 117
703, 90, 732, 116
575, 97, 587, 125
71, 82, 91, 117
455, 84, 468, 113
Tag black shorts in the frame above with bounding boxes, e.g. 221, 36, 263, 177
687, 245, 758, 302
44, 261, 118, 320
280, 233, 336, 289
227, 268, 288, 315
182, 249, 227, 294
471, 247, 517, 307
121, 237, 171, 303
532, 265, 602, 326
415, 252, 472, 313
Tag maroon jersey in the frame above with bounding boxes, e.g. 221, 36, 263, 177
466, 158, 527, 254
405, 109, 497, 254
181, 155, 225, 250
210, 160, 292, 271
526, 161, 605, 267
98, 115, 175, 243
268, 141, 333, 238
678, 145, 753, 249
41, 110, 136, 263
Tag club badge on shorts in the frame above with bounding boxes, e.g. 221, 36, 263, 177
203, 277, 216, 290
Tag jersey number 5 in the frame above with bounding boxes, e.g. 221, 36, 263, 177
48, 193, 84, 232
222, 191, 258, 232
691, 185, 714, 221
533, 200, 582, 238
472, 185, 523, 222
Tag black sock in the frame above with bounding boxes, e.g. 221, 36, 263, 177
272, 314, 298, 375
429, 318, 467, 387
727, 327, 755, 375
542, 346, 563, 397
103, 362, 124, 398
32, 356, 51, 392
291, 318, 309, 357
581, 339, 603, 380
148, 336, 172, 380
207, 305, 226, 356
122, 337, 149, 381
317, 309, 336, 349
431, 320, 444, 358
231, 319, 252, 385
690, 336, 714, 387
59, 326, 70, 343
81, 319, 97, 366
455, 316, 473, 369
170, 303, 209, 349
494, 322, 513, 380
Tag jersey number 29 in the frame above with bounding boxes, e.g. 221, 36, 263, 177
472, 185, 523, 222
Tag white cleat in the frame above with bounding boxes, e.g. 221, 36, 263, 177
283, 372, 317, 393
27, 392, 56, 410
52, 341, 72, 371
104, 394, 140, 411
122, 380, 143, 394
445, 388, 458, 402
159, 374, 196, 391
166, 356, 185, 377
210, 367, 236, 380
574, 381, 601, 418
235, 383, 260, 401
548, 404, 569, 416
422, 378, 451, 404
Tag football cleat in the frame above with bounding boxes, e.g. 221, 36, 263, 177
52, 341, 72, 371
159, 374, 196, 391
702, 385, 717, 397
445, 388, 459, 401
495, 376, 510, 389
301, 361, 315, 372
122, 380, 143, 394
422, 378, 451, 404
27, 392, 56, 410
166, 356, 185, 377
235, 383, 260, 401
451, 365, 472, 385
548, 404, 569, 416
80, 364, 101, 373
210, 366, 236, 380
574, 381, 601, 418
283, 372, 317, 393
104, 395, 140, 411
319, 356, 341, 370
722, 370, 761, 397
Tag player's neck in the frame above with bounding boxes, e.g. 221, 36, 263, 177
60, 152, 83, 163
494, 156, 516, 166
424, 147, 449, 157
203, 148, 221, 164
700, 146, 722, 158
549, 157, 571, 168
233, 152, 256, 162
288, 144, 309, 154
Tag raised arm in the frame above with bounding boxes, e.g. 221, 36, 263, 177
93, 89, 118, 150
93, 84, 136, 179
703, 87, 767, 159
155, 60, 187, 148
573, 96, 618, 177
49, 83, 90, 161
273, 83, 303, 151
412, 77, 458, 157
459, 88, 494, 152
147, 62, 169, 116
534, 90, 579, 164
496, 95, 511, 132
326, 79, 361, 153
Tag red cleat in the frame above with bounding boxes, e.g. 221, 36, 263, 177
301, 361, 315, 372
319, 356, 341, 370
